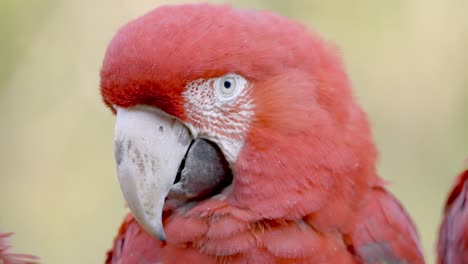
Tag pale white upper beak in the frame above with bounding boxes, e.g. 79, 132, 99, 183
114, 106, 192, 241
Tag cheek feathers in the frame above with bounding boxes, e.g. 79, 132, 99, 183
250, 71, 321, 134
247, 70, 375, 165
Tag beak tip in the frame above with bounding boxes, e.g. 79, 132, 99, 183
137, 217, 167, 242
157, 233, 167, 242
146, 219, 167, 242
150, 224, 167, 242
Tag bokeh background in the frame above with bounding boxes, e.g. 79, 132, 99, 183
0, 0, 466, 263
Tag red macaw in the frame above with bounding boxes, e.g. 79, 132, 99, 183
101, 4, 424, 263
437, 169, 468, 264
0, 232, 38, 264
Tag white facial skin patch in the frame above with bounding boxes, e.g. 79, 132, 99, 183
183, 73, 255, 164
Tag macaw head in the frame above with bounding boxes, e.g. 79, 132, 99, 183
101, 4, 377, 241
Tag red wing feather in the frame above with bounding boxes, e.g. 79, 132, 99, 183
345, 187, 424, 264
437, 170, 468, 264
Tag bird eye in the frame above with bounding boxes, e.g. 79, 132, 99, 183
215, 74, 246, 100
223, 80, 232, 89
220, 77, 235, 94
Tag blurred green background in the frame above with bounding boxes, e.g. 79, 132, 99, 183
0, 0, 466, 263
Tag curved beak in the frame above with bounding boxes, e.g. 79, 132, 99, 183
113, 106, 192, 241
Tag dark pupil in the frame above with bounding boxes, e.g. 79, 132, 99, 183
223, 80, 232, 89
